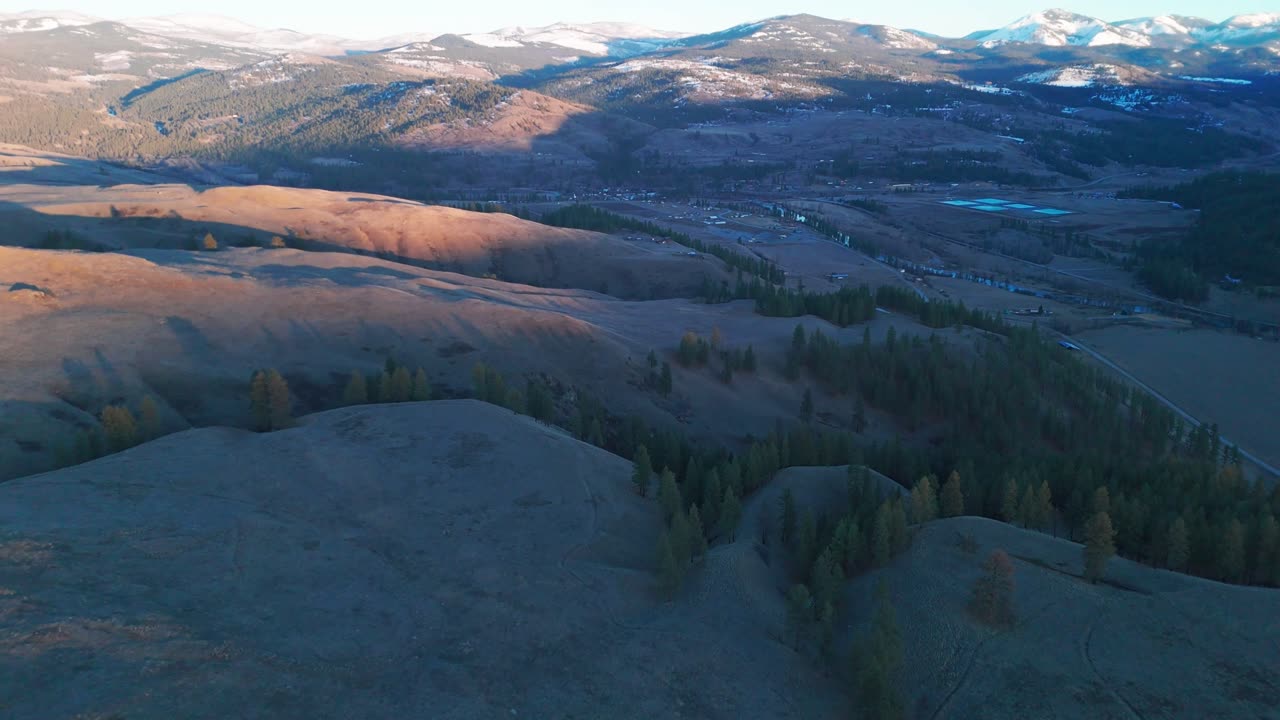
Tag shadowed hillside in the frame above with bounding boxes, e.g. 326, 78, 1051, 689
0, 400, 845, 719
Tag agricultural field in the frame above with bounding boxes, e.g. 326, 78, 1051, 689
1077, 324, 1280, 471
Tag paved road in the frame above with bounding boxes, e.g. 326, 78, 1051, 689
1064, 334, 1280, 484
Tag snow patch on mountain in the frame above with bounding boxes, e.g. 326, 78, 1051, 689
1178, 75, 1252, 84
862, 26, 938, 50
973, 9, 1151, 47
1018, 64, 1119, 87
0, 10, 100, 33
1193, 13, 1280, 45
460, 22, 683, 56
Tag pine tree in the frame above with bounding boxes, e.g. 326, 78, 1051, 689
800, 387, 813, 423
911, 475, 939, 524
1083, 511, 1116, 583
744, 345, 757, 372
872, 502, 892, 567
670, 509, 692, 568
687, 505, 708, 558
657, 469, 682, 523
852, 395, 867, 433
376, 371, 393, 403
632, 445, 653, 497
526, 378, 553, 421
969, 549, 1016, 627
1001, 478, 1020, 523
471, 362, 489, 400
855, 583, 905, 720
389, 366, 412, 403
659, 362, 673, 396
343, 370, 368, 405
1018, 484, 1037, 529
683, 456, 703, 509
504, 384, 524, 412
139, 395, 161, 440
1222, 518, 1246, 583
786, 584, 812, 650
249, 370, 270, 431
795, 512, 818, 570
941, 470, 965, 518
889, 499, 909, 554
266, 369, 292, 431
100, 405, 138, 452
701, 469, 722, 528
780, 488, 797, 544
817, 601, 837, 657
411, 368, 431, 401
656, 531, 682, 597
843, 517, 865, 574
1035, 480, 1054, 535
1166, 517, 1189, 571
1092, 486, 1110, 516
1254, 513, 1277, 585
719, 486, 742, 541
810, 547, 844, 612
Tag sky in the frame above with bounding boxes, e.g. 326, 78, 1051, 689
1, 1, 1267, 39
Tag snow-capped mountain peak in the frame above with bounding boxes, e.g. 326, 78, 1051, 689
0, 10, 101, 34
460, 22, 685, 56
1113, 15, 1212, 37
970, 9, 1151, 47
1192, 12, 1280, 45
1220, 12, 1280, 28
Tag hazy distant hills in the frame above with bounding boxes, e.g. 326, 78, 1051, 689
0, 7, 1274, 188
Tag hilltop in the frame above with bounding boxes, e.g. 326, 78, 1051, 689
3, 404, 1274, 718
0, 400, 841, 719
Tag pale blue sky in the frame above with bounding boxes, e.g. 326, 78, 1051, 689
2, 2, 1266, 38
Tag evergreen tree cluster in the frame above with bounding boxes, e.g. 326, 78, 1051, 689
874, 286, 1009, 334
342, 357, 433, 406
249, 369, 293, 432
539, 205, 786, 285
969, 550, 1017, 627
54, 395, 167, 469
754, 284, 876, 326
324, 335, 1273, 612
781, 466, 912, 656
785, 323, 1280, 586
1125, 172, 1280, 298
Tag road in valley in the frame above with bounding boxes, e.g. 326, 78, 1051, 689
1063, 334, 1280, 485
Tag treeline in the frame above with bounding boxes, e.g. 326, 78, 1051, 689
675, 331, 757, 385
53, 368, 296, 469
783, 322, 1280, 586
539, 204, 786, 284
54, 395, 165, 468
833, 148, 1047, 187
1123, 172, 1280, 294
339, 357, 434, 407
874, 286, 1009, 335
754, 284, 877, 326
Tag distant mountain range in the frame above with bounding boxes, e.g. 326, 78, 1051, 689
2, 8, 1277, 57
0, 5, 1274, 182
967, 9, 1280, 48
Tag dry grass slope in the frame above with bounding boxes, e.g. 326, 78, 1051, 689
0, 400, 843, 719
836, 517, 1280, 720
0, 181, 729, 298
